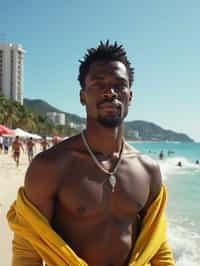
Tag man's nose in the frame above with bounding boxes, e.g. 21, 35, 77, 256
103, 88, 117, 98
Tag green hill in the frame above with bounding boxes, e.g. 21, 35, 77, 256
24, 98, 85, 125
24, 98, 194, 142
125, 120, 194, 142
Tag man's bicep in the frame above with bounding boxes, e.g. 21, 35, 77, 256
139, 160, 162, 219
24, 154, 55, 222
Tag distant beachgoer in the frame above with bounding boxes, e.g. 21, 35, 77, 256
168, 150, 174, 156
40, 136, 49, 151
12, 136, 24, 167
159, 150, 164, 160
3, 136, 10, 154
195, 160, 199, 165
0, 134, 3, 154
26, 137, 35, 163
177, 161, 182, 167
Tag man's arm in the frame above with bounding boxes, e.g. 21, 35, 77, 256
139, 155, 162, 219
20, 142, 24, 152
24, 152, 57, 222
11, 142, 15, 152
11, 152, 57, 265
139, 155, 175, 265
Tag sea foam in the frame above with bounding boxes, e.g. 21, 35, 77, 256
158, 156, 200, 178
168, 219, 200, 266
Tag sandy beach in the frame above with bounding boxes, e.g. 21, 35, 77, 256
0, 148, 37, 266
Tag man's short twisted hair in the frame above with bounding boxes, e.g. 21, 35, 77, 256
78, 40, 134, 88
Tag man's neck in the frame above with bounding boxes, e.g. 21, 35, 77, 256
84, 123, 124, 157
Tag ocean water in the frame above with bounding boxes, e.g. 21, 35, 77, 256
129, 142, 200, 266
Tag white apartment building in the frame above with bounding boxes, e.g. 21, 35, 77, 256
46, 112, 66, 126
0, 43, 25, 104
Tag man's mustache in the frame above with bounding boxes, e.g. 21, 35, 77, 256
97, 98, 120, 107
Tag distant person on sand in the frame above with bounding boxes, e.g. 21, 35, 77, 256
40, 136, 49, 151
12, 136, 24, 167
195, 160, 199, 165
7, 41, 174, 265
3, 136, 10, 154
0, 134, 3, 154
26, 137, 35, 163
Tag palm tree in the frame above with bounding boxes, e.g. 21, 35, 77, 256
0, 96, 17, 127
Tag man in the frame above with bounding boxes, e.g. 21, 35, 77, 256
11, 136, 24, 167
3, 136, 10, 154
159, 150, 164, 160
40, 136, 49, 151
26, 137, 36, 163
7, 41, 175, 265
0, 134, 3, 154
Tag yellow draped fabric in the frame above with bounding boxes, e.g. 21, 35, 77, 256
7, 185, 175, 266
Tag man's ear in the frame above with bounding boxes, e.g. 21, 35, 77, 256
80, 89, 86, 106
128, 90, 133, 105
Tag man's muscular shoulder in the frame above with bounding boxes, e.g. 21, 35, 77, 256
125, 144, 162, 214
138, 153, 162, 194
126, 144, 162, 194
24, 134, 82, 221
137, 153, 163, 217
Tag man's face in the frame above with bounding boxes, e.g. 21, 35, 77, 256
80, 60, 132, 128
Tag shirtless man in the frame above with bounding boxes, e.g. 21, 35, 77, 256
0, 134, 3, 154
19, 41, 173, 265
12, 136, 24, 167
26, 137, 35, 163
40, 136, 49, 151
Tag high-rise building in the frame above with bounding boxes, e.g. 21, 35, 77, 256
0, 43, 25, 104
46, 112, 66, 126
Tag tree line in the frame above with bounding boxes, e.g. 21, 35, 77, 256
0, 95, 78, 137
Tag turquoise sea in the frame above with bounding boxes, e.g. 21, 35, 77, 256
129, 142, 200, 266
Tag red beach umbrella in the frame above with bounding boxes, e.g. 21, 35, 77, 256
52, 135, 62, 144
53, 135, 62, 140
0, 125, 15, 135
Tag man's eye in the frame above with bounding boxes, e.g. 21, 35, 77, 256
116, 85, 126, 90
90, 84, 101, 89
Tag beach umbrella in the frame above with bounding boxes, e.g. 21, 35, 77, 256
14, 128, 33, 138
53, 135, 62, 141
0, 125, 15, 135
14, 128, 42, 140
52, 135, 62, 144
30, 133, 42, 140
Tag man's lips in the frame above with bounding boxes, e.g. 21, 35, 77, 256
99, 103, 117, 109
97, 101, 120, 110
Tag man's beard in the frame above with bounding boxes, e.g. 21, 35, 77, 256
96, 99, 127, 128
97, 115, 123, 128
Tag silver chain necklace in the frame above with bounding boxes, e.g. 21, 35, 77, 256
81, 131, 124, 192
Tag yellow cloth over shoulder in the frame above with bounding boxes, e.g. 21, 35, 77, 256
7, 185, 175, 266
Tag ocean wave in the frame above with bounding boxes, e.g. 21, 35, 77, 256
158, 156, 200, 177
168, 218, 200, 266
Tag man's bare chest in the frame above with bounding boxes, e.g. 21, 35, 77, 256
56, 157, 150, 220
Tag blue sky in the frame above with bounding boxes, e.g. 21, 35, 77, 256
0, 0, 200, 141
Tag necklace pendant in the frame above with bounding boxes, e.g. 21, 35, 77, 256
109, 175, 116, 192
